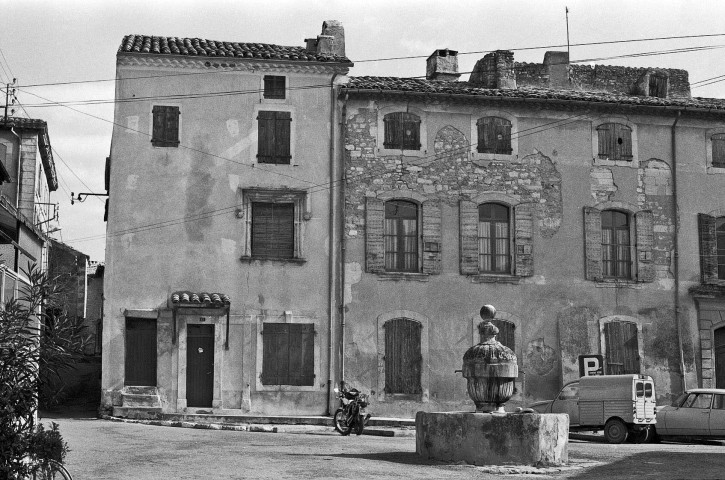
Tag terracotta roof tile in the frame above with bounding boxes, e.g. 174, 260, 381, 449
171, 291, 230, 306
343, 76, 725, 112
119, 35, 351, 64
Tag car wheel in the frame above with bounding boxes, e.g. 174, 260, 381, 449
604, 419, 629, 444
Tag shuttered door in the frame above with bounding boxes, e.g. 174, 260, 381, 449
715, 327, 725, 389
384, 318, 422, 395
491, 320, 515, 351
251, 202, 294, 258
605, 321, 639, 375
125, 318, 157, 386
261, 323, 314, 386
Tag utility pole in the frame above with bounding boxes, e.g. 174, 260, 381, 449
3, 78, 17, 121
565, 7, 571, 59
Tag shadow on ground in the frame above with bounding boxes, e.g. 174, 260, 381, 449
288, 451, 432, 466
568, 451, 725, 480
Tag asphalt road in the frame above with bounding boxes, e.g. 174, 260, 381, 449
44, 414, 725, 480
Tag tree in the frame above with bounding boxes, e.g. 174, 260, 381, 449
0, 264, 89, 477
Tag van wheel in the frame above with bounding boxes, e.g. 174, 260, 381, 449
604, 419, 629, 444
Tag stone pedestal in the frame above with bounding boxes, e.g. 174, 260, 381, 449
416, 412, 568, 467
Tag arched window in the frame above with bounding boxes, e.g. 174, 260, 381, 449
383, 112, 421, 150
597, 123, 632, 161
478, 203, 510, 273
477, 117, 512, 154
384, 200, 419, 272
604, 320, 639, 374
384, 318, 422, 395
601, 210, 631, 279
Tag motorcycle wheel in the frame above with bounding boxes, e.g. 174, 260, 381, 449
354, 414, 365, 436
334, 408, 352, 436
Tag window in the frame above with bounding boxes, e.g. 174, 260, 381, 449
648, 74, 668, 98
477, 117, 512, 154
384, 318, 422, 395
261, 323, 314, 386
691, 393, 713, 409
478, 203, 510, 273
697, 214, 725, 283
601, 210, 632, 279
714, 394, 725, 410
597, 123, 632, 161
263, 75, 285, 99
251, 202, 294, 259
604, 320, 639, 375
384, 200, 418, 272
712, 134, 725, 168
151, 105, 180, 147
257, 111, 291, 164
584, 207, 654, 282
383, 112, 421, 150
490, 319, 515, 351
558, 383, 579, 400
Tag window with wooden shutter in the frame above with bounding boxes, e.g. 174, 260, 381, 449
597, 123, 632, 161
257, 111, 292, 164
263, 75, 286, 99
490, 319, 515, 351
478, 203, 510, 273
384, 200, 419, 272
383, 112, 421, 150
601, 210, 632, 279
648, 74, 668, 98
604, 321, 639, 375
712, 134, 725, 168
384, 318, 422, 395
261, 323, 314, 386
151, 106, 180, 147
477, 117, 512, 154
251, 202, 294, 259
718, 218, 725, 280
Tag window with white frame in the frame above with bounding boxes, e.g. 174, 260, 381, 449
241, 189, 306, 262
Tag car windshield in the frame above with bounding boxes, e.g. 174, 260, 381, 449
672, 392, 689, 407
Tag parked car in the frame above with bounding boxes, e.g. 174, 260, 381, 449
654, 388, 725, 441
530, 374, 656, 443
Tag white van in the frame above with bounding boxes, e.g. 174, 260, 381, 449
531, 374, 656, 443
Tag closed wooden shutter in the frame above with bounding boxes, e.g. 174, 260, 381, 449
151, 106, 180, 147
384, 318, 422, 395
712, 135, 725, 168
635, 210, 655, 282
365, 197, 385, 273
597, 123, 632, 161
491, 320, 515, 351
477, 117, 512, 154
422, 200, 442, 275
514, 203, 534, 276
257, 111, 291, 164
263, 75, 285, 99
605, 321, 639, 375
583, 206, 603, 281
251, 202, 294, 258
699, 213, 719, 283
261, 323, 315, 386
384, 112, 420, 150
649, 74, 667, 98
459, 200, 479, 275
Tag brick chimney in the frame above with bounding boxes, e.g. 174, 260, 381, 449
469, 50, 516, 89
426, 49, 460, 81
543, 51, 570, 88
304, 20, 346, 57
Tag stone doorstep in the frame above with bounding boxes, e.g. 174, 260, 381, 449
122, 386, 159, 396
112, 406, 163, 419
121, 393, 161, 407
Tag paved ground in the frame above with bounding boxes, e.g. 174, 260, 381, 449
43, 412, 725, 480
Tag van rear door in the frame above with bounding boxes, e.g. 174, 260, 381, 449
634, 379, 656, 422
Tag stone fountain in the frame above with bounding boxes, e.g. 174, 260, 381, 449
415, 305, 569, 467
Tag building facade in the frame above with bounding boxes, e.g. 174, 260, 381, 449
339, 49, 725, 417
102, 22, 352, 415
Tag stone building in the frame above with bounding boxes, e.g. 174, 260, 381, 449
339, 49, 725, 417
102, 22, 352, 416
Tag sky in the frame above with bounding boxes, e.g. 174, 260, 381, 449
2, 0, 725, 262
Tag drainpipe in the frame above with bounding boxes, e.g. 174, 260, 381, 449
327, 73, 339, 415
339, 95, 348, 388
671, 110, 686, 391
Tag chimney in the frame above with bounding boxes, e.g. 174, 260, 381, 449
469, 50, 516, 89
543, 51, 570, 88
304, 20, 346, 57
426, 49, 460, 81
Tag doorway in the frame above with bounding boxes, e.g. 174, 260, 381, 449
187, 324, 215, 407
125, 318, 157, 386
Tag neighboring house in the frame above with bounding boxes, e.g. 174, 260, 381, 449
340, 49, 725, 416
0, 117, 57, 300
103, 22, 352, 416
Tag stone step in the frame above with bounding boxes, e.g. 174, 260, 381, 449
113, 406, 162, 420
122, 394, 161, 408
122, 386, 158, 396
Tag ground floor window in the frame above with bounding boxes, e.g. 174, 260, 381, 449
261, 323, 314, 386
384, 318, 422, 395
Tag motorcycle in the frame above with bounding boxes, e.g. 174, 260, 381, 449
333, 382, 371, 436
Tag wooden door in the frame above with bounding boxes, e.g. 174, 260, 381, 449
715, 327, 725, 389
125, 318, 157, 386
187, 324, 214, 407
384, 318, 422, 395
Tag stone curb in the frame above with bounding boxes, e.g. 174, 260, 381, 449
101, 415, 279, 433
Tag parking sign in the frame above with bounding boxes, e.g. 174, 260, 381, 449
578, 355, 604, 377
